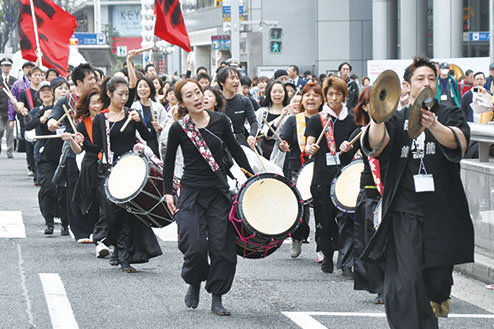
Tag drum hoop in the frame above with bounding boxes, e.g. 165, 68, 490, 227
105, 152, 150, 204
229, 199, 285, 258
295, 162, 314, 203
236, 173, 303, 240
330, 159, 364, 213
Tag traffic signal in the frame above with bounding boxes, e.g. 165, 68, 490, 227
270, 41, 282, 53
269, 27, 282, 53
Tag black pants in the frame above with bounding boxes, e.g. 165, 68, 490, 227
91, 178, 109, 243
336, 211, 354, 270
26, 140, 36, 179
385, 211, 453, 329
37, 159, 68, 228
353, 189, 384, 293
310, 184, 338, 258
65, 158, 94, 240
175, 186, 237, 295
286, 169, 309, 242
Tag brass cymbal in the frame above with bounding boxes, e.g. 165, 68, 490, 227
408, 87, 435, 139
369, 70, 401, 123
449, 64, 463, 81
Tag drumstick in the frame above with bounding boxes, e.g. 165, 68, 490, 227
55, 111, 69, 125
120, 115, 133, 132
308, 114, 333, 160
134, 46, 153, 54
62, 104, 77, 133
261, 117, 283, 143
149, 101, 157, 123
2, 87, 20, 107
252, 145, 268, 172
34, 134, 75, 140
240, 168, 254, 177
349, 131, 363, 145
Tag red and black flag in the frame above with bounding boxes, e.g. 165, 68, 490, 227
18, 0, 77, 76
154, 0, 192, 52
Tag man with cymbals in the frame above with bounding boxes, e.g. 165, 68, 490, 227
361, 56, 474, 329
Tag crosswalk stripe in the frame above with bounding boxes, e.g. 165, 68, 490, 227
153, 222, 178, 241
0, 211, 26, 238
39, 273, 79, 329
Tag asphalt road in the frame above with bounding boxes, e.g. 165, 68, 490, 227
1, 152, 493, 329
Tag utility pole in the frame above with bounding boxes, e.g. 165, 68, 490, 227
94, 0, 101, 33
490, 0, 494, 63
230, 0, 240, 60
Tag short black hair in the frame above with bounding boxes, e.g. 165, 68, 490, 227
465, 69, 474, 76
403, 56, 437, 83
144, 64, 156, 73
136, 76, 157, 100
239, 75, 252, 87
71, 63, 94, 86
289, 65, 299, 74
474, 71, 485, 79
338, 62, 352, 72
350, 73, 358, 80
45, 69, 59, 79
196, 66, 208, 74
216, 67, 240, 90
196, 72, 211, 82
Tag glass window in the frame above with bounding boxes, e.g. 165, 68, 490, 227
463, 0, 490, 57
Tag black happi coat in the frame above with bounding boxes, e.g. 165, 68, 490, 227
362, 103, 474, 268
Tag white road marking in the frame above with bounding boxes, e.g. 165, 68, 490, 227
16, 244, 35, 328
282, 312, 494, 329
0, 211, 26, 238
153, 222, 178, 241
39, 273, 79, 329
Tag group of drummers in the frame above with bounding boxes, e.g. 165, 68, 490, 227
8, 53, 474, 328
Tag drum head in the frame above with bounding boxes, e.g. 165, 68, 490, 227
295, 162, 314, 202
331, 160, 364, 213
107, 154, 148, 201
241, 177, 299, 236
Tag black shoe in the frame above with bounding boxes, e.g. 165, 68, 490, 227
211, 294, 231, 316
110, 252, 119, 266
373, 293, 384, 304
7, 153, 13, 159
60, 227, 69, 236
120, 262, 136, 273
321, 257, 334, 273
342, 267, 354, 279
184, 284, 200, 309
44, 225, 54, 235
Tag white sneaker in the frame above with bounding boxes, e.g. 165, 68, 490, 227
290, 239, 303, 258
315, 251, 325, 263
27, 171, 34, 176
96, 242, 111, 258
54, 217, 61, 224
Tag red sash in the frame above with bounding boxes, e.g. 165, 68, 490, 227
319, 113, 336, 155
368, 156, 383, 195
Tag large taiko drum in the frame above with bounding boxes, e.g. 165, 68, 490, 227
105, 151, 177, 228
229, 173, 304, 258
330, 159, 364, 213
295, 161, 314, 205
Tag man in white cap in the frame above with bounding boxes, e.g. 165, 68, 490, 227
0, 58, 16, 158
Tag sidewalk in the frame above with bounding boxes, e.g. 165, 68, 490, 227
455, 247, 494, 284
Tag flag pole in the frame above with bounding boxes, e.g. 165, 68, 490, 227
29, 0, 43, 66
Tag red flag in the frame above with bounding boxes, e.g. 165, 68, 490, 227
18, 0, 77, 76
154, 0, 192, 52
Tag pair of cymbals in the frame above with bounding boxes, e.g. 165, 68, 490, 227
369, 70, 401, 123
408, 87, 436, 139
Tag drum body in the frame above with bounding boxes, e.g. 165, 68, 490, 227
105, 152, 175, 228
330, 159, 365, 213
295, 162, 314, 205
229, 173, 304, 258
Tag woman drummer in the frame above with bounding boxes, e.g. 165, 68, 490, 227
339, 86, 386, 303
89, 77, 162, 273
132, 76, 171, 157
278, 82, 324, 258
163, 79, 253, 316
62, 87, 113, 258
305, 76, 357, 275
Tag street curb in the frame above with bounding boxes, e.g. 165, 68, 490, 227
455, 250, 494, 284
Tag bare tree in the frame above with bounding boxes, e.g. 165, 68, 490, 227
0, 0, 19, 53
